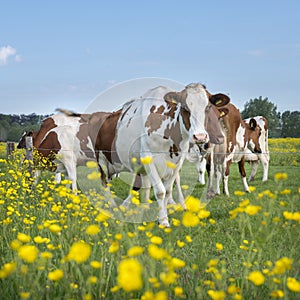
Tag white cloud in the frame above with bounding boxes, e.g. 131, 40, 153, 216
0, 45, 21, 66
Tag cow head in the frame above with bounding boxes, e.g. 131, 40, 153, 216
17, 131, 35, 149
245, 118, 262, 153
164, 83, 230, 145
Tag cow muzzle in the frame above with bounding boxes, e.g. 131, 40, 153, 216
193, 133, 209, 144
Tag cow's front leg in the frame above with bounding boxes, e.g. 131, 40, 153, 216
238, 157, 250, 193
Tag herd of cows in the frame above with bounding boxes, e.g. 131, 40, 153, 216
17, 83, 269, 227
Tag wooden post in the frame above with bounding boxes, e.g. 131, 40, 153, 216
25, 136, 34, 176
6, 142, 15, 159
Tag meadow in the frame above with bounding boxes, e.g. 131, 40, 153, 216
0, 139, 299, 300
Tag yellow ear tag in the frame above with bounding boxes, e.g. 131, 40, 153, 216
220, 111, 225, 117
215, 100, 222, 105
171, 98, 177, 104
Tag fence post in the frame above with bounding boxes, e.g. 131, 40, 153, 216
25, 136, 34, 177
6, 142, 15, 159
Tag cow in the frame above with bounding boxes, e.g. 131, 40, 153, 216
206, 103, 262, 197
103, 83, 230, 226
17, 111, 112, 192
244, 116, 269, 182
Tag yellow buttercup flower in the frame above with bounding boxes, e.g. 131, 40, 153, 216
85, 224, 100, 235
90, 260, 102, 269
207, 290, 226, 300
150, 236, 163, 245
216, 243, 224, 251
271, 257, 293, 275
274, 172, 288, 181
127, 246, 144, 257
48, 269, 64, 281
148, 244, 167, 260
86, 161, 98, 168
140, 156, 153, 164
117, 258, 143, 292
247, 270, 265, 286
165, 161, 176, 169
245, 205, 262, 216
17, 233, 31, 243
287, 277, 300, 292
66, 241, 91, 263
182, 211, 199, 227
18, 245, 39, 263
49, 224, 62, 234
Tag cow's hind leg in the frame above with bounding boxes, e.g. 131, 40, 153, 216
238, 157, 250, 192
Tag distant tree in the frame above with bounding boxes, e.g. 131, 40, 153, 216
281, 111, 300, 138
241, 96, 281, 137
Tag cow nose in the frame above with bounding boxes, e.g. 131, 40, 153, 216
193, 133, 208, 144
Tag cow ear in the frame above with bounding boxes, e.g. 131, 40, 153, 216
28, 131, 33, 136
249, 118, 257, 130
218, 108, 229, 119
164, 92, 180, 104
209, 93, 230, 107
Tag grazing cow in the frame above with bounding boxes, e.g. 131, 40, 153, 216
206, 103, 262, 197
17, 111, 112, 191
106, 83, 230, 226
244, 116, 269, 182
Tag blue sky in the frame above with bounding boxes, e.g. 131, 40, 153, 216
1, 0, 299, 115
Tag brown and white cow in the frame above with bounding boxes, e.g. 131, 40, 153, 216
17, 111, 112, 191
206, 103, 262, 197
244, 116, 269, 182
107, 83, 230, 226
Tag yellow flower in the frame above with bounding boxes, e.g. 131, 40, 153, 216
109, 241, 119, 253
150, 236, 163, 245
49, 224, 62, 234
207, 290, 226, 300
280, 189, 291, 195
169, 257, 186, 269
10, 239, 22, 250
160, 271, 178, 285
166, 161, 176, 169
127, 246, 144, 257
87, 276, 98, 284
140, 156, 153, 164
17, 233, 31, 243
19, 292, 30, 299
85, 224, 100, 235
18, 245, 39, 263
87, 171, 101, 180
234, 190, 245, 196
117, 258, 143, 292
90, 260, 102, 269
176, 240, 185, 248
272, 257, 293, 275
48, 269, 64, 281
216, 243, 223, 251
141, 290, 167, 300
185, 235, 193, 243
148, 244, 167, 260
274, 173, 288, 181
270, 290, 284, 298
247, 270, 265, 286
86, 161, 98, 168
174, 286, 184, 297
182, 211, 199, 227
40, 252, 53, 259
67, 241, 91, 263
185, 195, 203, 212
0, 262, 16, 279
245, 205, 262, 216
198, 209, 211, 219
33, 236, 49, 244
287, 277, 300, 292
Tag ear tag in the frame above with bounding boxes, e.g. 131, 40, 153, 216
220, 111, 225, 117
171, 98, 177, 104
215, 100, 222, 105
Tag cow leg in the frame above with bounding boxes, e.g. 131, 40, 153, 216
197, 157, 206, 185
144, 163, 168, 227
55, 172, 61, 184
260, 154, 269, 182
238, 157, 250, 192
34, 169, 41, 185
249, 161, 259, 182
121, 174, 142, 207
168, 172, 186, 209
223, 160, 231, 196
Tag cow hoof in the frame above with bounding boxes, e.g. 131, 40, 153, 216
206, 191, 216, 199
158, 219, 170, 228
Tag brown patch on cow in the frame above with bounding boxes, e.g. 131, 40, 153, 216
76, 123, 95, 159
169, 144, 179, 158
94, 110, 122, 164
145, 105, 168, 135
34, 117, 57, 148
37, 131, 61, 172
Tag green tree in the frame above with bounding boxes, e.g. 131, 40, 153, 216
241, 96, 281, 137
281, 111, 300, 138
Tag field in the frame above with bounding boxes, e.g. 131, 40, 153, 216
0, 139, 300, 300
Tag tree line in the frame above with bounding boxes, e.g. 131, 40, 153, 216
0, 97, 299, 142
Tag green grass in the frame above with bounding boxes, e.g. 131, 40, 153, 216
0, 146, 300, 300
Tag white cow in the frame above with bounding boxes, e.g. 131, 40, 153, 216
112, 83, 230, 226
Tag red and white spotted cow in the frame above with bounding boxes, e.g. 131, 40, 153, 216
17, 111, 112, 192
206, 103, 262, 197
108, 83, 230, 226
244, 116, 269, 182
